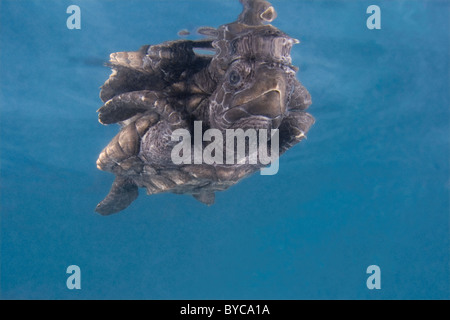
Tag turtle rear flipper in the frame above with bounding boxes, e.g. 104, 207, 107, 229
96, 177, 139, 215
193, 192, 215, 205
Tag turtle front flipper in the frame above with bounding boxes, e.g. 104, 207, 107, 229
95, 114, 158, 215
98, 90, 187, 126
96, 176, 139, 215
98, 90, 162, 125
287, 79, 312, 112
96, 114, 158, 174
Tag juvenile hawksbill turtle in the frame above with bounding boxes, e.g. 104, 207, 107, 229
95, 0, 314, 215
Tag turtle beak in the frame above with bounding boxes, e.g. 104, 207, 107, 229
225, 66, 287, 122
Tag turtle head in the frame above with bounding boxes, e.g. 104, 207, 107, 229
207, 27, 298, 131
206, 0, 299, 131
209, 59, 294, 131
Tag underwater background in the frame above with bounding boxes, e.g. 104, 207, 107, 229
0, 0, 449, 299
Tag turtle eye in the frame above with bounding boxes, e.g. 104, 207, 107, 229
229, 70, 241, 85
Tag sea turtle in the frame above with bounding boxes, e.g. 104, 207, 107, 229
95, 0, 314, 215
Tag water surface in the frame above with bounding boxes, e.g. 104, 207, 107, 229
0, 0, 449, 299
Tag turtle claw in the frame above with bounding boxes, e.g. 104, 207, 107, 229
295, 130, 307, 139
279, 112, 314, 154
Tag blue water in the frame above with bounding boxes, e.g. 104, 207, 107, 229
0, 0, 449, 299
